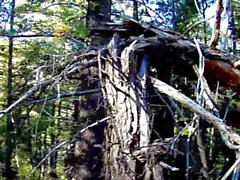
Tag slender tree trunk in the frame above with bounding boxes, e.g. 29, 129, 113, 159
172, 0, 176, 31
220, 0, 232, 51
50, 103, 58, 178
210, 0, 223, 49
230, 7, 236, 54
5, 0, 15, 179
133, 0, 139, 21
197, 128, 209, 179
201, 0, 207, 44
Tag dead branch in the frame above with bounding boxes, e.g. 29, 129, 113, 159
29, 88, 102, 105
150, 77, 240, 148
0, 56, 98, 119
222, 156, 240, 180
30, 116, 111, 176
128, 19, 239, 63
183, 15, 215, 35
159, 161, 179, 171
0, 79, 54, 119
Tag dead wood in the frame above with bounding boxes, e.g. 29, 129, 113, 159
150, 77, 240, 147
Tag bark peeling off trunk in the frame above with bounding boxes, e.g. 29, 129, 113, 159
99, 33, 150, 179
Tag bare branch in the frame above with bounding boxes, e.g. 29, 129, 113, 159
0, 34, 54, 38
150, 77, 240, 148
183, 15, 214, 35
42, 2, 85, 10
0, 33, 88, 48
30, 116, 112, 175
222, 156, 240, 180
0, 55, 98, 119
31, 88, 102, 105
0, 79, 54, 119
159, 161, 179, 171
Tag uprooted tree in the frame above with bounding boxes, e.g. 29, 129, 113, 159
96, 21, 240, 179
2, 19, 240, 179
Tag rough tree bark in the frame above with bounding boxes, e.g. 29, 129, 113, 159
99, 33, 151, 179
64, 1, 112, 179
96, 20, 240, 179
86, 0, 111, 28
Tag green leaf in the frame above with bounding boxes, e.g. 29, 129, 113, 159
35, 5, 40, 12
9, 29, 17, 36
10, 20, 14, 26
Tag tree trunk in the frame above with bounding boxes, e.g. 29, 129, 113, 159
229, 6, 236, 54
5, 0, 15, 179
99, 34, 150, 179
210, 0, 223, 49
172, 0, 176, 31
64, 1, 111, 179
133, 0, 139, 21
201, 0, 207, 44
86, 0, 111, 28
50, 103, 58, 178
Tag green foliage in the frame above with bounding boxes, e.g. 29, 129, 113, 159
175, 0, 198, 32
0, 0, 90, 179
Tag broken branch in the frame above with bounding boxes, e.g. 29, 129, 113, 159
150, 77, 240, 147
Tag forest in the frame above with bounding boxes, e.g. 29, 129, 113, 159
1, 0, 240, 179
